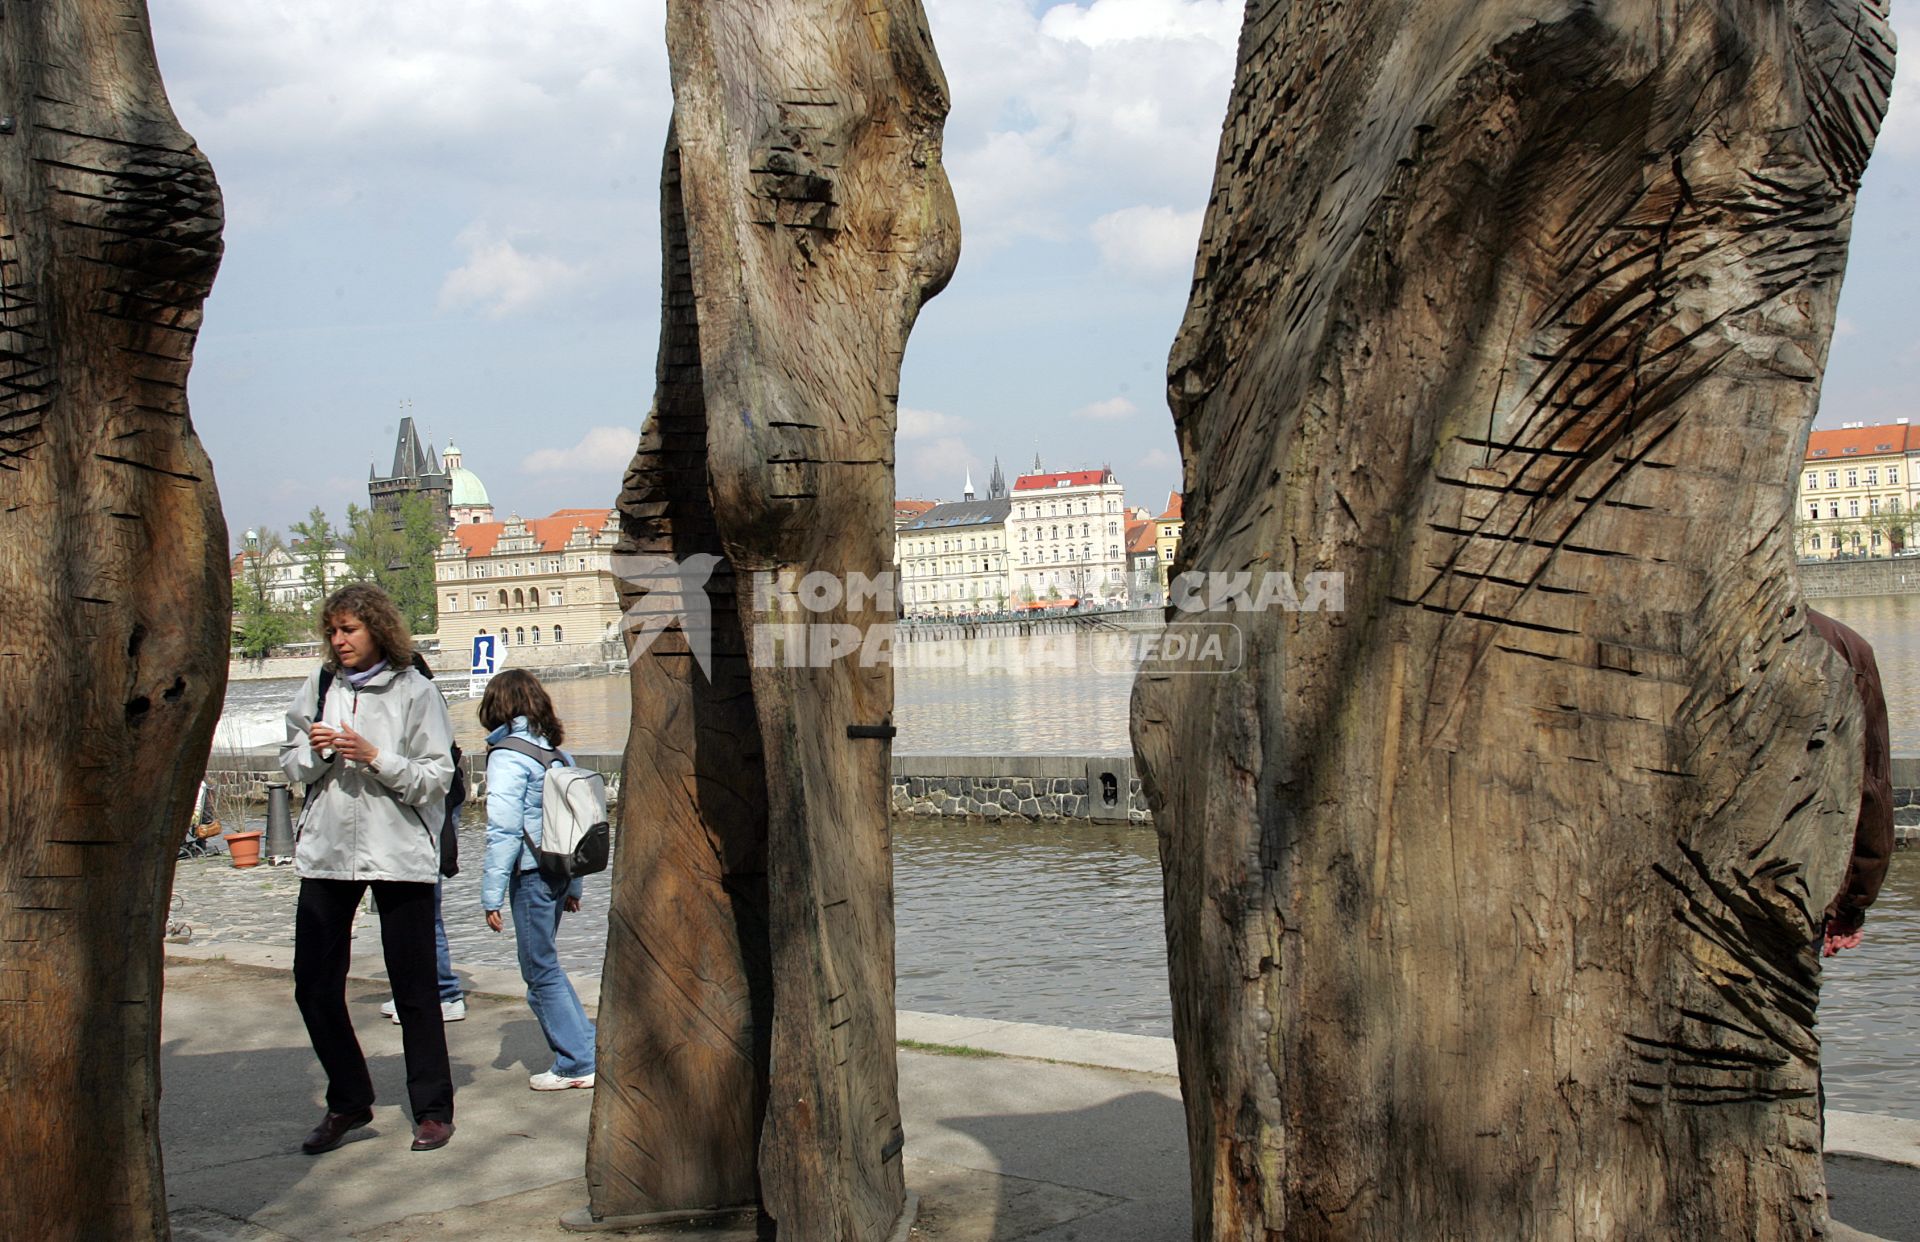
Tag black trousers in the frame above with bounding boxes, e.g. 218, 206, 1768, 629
293, 878, 454, 1123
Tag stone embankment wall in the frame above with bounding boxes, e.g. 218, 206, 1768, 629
227, 639, 628, 683
1799, 556, 1920, 600
202, 751, 1147, 825
199, 750, 1919, 839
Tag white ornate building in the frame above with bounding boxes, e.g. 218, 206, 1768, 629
1007, 467, 1128, 606
897, 468, 1012, 617
434, 509, 626, 665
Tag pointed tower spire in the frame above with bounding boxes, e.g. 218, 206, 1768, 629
963, 468, 976, 501
988, 457, 1008, 499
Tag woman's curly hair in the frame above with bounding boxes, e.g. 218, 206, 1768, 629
318, 583, 414, 672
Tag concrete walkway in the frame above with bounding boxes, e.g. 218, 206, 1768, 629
161, 942, 1918, 1241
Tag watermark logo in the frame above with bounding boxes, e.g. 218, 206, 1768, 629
613, 556, 1341, 676
612, 552, 722, 678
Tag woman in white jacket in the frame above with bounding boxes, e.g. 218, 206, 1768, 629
279, 584, 458, 1154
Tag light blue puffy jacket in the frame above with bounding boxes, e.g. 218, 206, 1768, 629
480, 716, 585, 912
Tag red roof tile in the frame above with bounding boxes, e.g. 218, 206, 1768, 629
451, 509, 613, 560
1156, 491, 1183, 521
1805, 425, 1914, 460
1125, 519, 1156, 555
1014, 469, 1114, 491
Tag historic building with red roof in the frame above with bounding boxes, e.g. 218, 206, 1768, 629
1006, 463, 1128, 606
1796, 422, 1916, 559
434, 507, 625, 667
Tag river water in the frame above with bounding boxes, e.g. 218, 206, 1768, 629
212, 608, 1920, 1117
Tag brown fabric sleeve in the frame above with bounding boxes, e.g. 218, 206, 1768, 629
1810, 610, 1895, 935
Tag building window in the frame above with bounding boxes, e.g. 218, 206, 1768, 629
1806, 472, 1818, 489
499, 629, 509, 647
548, 558, 561, 573
1871, 531, 1882, 548
553, 625, 563, 643
1830, 503, 1840, 519
532, 626, 541, 644
1847, 470, 1858, 487
474, 564, 488, 578
1811, 534, 1822, 550
1809, 503, 1820, 520
1892, 467, 1901, 485
516, 627, 526, 644
550, 589, 563, 606
1867, 467, 1879, 485
1871, 498, 1882, 515
446, 595, 458, 612
1827, 471, 1838, 487
1849, 499, 1860, 517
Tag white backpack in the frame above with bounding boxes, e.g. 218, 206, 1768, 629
489, 739, 610, 882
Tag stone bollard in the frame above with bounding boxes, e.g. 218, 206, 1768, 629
264, 783, 295, 864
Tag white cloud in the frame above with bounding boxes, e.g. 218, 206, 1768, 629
522, 426, 639, 476
899, 406, 971, 441
438, 227, 589, 318
902, 436, 979, 496
1040, 0, 1241, 48
1074, 395, 1139, 421
924, 0, 1237, 253
1090, 205, 1204, 279
1836, 316, 1859, 339
1138, 447, 1178, 469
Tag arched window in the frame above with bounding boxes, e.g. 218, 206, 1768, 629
553, 625, 563, 643
528, 590, 540, 610
498, 589, 509, 609
499, 629, 509, 646
532, 626, 541, 643
516, 627, 526, 644
513, 588, 525, 609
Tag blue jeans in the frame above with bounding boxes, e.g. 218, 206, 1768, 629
433, 878, 463, 1003
508, 869, 595, 1076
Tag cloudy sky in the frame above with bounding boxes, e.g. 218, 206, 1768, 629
148, 1, 1917, 546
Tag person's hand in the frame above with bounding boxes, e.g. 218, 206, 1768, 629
307, 723, 338, 752
485, 910, 503, 933
1823, 927, 1863, 957
564, 896, 581, 914
330, 724, 379, 766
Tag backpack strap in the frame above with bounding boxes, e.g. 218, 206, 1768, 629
304, 665, 339, 806
488, 737, 561, 767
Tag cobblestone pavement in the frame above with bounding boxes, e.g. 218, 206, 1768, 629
167, 823, 610, 983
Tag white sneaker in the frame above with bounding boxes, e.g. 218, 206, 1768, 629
529, 1070, 595, 1091
381, 999, 467, 1025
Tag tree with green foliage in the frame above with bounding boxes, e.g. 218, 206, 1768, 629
288, 506, 341, 601
340, 497, 441, 634
232, 528, 302, 658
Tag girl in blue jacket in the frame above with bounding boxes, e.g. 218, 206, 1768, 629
478, 670, 595, 1089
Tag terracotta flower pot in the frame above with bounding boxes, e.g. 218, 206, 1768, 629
223, 830, 265, 869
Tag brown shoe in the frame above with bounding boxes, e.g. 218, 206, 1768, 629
301, 1108, 373, 1154
410, 1118, 454, 1151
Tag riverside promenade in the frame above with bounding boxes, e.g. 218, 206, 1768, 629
159, 940, 1920, 1240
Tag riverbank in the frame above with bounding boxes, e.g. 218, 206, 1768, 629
157, 943, 1915, 1240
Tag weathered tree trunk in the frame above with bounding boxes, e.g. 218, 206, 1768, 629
0, 4, 226, 1239
1134, 2, 1893, 1238
589, 2, 957, 1238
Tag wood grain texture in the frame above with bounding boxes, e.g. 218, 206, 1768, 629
590, 3, 957, 1237
0, 2, 227, 1238
1134, 2, 1893, 1237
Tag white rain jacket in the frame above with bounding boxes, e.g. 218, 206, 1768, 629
278, 663, 456, 883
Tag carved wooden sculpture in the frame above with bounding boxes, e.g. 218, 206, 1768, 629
0, 3, 226, 1239
1134, 2, 1893, 1237
588, 2, 957, 1236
